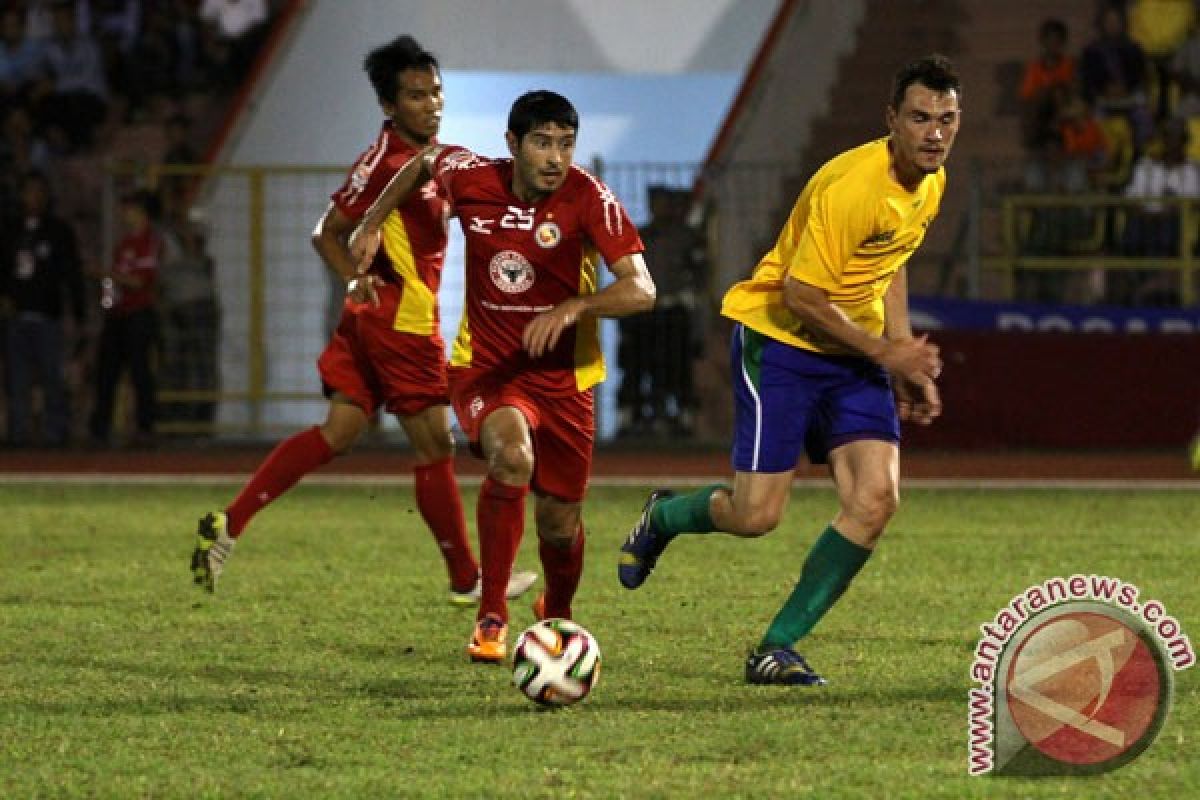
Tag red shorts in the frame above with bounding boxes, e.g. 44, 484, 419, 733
317, 284, 449, 418
449, 367, 594, 502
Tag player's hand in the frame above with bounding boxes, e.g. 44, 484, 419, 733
349, 225, 381, 273
878, 334, 941, 385
894, 375, 942, 425
523, 298, 585, 358
347, 274, 383, 307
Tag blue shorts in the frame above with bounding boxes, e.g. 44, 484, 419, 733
730, 324, 900, 471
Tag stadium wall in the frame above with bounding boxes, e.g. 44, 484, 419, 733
904, 332, 1200, 449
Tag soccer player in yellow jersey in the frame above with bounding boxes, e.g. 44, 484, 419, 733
619, 55, 961, 685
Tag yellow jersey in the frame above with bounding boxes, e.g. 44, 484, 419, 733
721, 137, 945, 354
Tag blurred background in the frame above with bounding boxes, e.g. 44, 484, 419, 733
1, 0, 1197, 460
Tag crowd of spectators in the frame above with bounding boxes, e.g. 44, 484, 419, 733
1016, 0, 1200, 307
0, 0, 277, 448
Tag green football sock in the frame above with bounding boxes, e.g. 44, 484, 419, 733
649, 484, 726, 537
759, 525, 872, 650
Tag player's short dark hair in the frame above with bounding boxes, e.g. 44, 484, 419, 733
1039, 18, 1068, 41
363, 35, 439, 105
890, 54, 961, 110
507, 90, 579, 141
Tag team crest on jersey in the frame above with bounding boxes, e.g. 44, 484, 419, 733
489, 250, 535, 293
534, 221, 561, 249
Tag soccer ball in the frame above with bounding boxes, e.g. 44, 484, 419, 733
511, 618, 601, 707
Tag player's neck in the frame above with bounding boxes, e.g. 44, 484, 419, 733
389, 120, 433, 151
510, 174, 549, 205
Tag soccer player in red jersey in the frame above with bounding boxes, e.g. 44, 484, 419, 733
190, 35, 536, 606
352, 90, 657, 662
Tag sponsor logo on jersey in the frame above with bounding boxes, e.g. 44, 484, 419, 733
439, 148, 486, 172
535, 221, 562, 249
489, 249, 536, 294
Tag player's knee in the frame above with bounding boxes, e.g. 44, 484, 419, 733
419, 430, 456, 462
319, 423, 360, 455
537, 524, 577, 549
488, 440, 534, 484
730, 506, 782, 537
848, 485, 898, 534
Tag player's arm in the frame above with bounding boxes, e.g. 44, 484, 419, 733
881, 265, 941, 425
523, 251, 656, 358
348, 144, 445, 270
312, 203, 380, 306
782, 275, 940, 386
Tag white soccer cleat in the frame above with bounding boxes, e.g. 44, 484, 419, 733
449, 570, 539, 607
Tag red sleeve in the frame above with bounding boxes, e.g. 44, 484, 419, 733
330, 134, 394, 220
577, 171, 644, 266
431, 145, 485, 208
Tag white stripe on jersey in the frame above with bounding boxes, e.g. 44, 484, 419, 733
339, 129, 389, 206
577, 167, 623, 237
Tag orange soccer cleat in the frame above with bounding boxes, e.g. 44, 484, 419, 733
467, 613, 508, 663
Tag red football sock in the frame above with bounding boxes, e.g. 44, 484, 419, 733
539, 525, 585, 620
477, 477, 527, 623
225, 426, 333, 537
414, 457, 478, 591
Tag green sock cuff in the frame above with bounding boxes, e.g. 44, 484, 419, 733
814, 525, 872, 565
650, 484, 727, 536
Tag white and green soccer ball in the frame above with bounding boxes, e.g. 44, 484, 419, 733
511, 619, 601, 707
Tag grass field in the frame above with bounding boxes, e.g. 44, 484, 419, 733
1, 482, 1196, 798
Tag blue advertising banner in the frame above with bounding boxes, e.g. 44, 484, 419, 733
909, 296, 1200, 334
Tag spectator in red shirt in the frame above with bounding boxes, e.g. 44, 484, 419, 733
88, 189, 161, 446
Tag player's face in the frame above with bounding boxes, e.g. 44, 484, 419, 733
507, 122, 576, 200
887, 83, 960, 183
384, 67, 443, 145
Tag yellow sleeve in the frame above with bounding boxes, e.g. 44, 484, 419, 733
786, 184, 870, 292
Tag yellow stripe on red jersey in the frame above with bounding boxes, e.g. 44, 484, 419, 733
380, 211, 437, 335
721, 137, 945, 354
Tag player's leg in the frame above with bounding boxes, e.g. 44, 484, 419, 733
533, 495, 584, 620
619, 323, 805, 589
526, 388, 594, 619
398, 403, 481, 600
468, 405, 534, 662
749, 357, 899, 685
191, 397, 366, 592
756, 439, 896, 654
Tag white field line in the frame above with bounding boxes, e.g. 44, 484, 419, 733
0, 473, 1195, 490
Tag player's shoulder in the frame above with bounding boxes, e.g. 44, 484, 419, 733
435, 145, 494, 174
807, 139, 892, 204
821, 139, 889, 185
564, 163, 616, 201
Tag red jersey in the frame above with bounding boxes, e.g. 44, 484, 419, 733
109, 228, 160, 315
331, 121, 449, 337
433, 146, 643, 395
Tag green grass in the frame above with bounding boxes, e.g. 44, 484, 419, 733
1, 483, 1196, 798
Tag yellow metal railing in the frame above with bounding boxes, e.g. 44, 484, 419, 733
985, 194, 1198, 305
